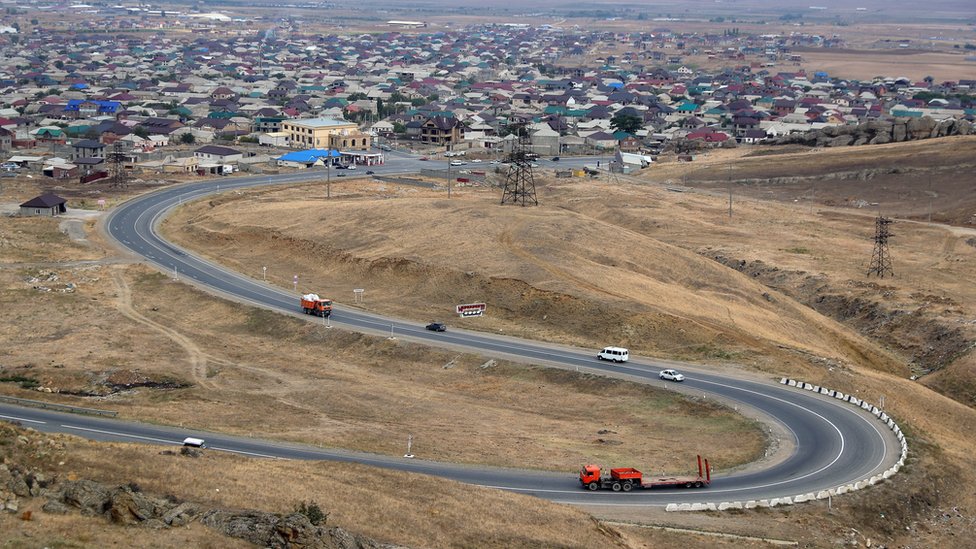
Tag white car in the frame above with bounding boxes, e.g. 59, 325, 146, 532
450, 160, 466, 166
659, 369, 685, 382
470, 159, 482, 163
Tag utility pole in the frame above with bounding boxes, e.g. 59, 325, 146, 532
728, 161, 733, 220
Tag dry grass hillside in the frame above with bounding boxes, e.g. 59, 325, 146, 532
164, 183, 902, 382
156, 138, 976, 547
640, 137, 976, 407
0, 215, 763, 474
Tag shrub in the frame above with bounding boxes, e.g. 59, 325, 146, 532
295, 501, 327, 526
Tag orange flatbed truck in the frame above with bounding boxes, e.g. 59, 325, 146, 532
579, 455, 711, 491
300, 293, 333, 317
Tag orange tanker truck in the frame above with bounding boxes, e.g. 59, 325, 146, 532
579, 455, 711, 491
301, 293, 333, 317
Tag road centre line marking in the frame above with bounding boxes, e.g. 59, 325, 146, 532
61, 425, 176, 445
0, 414, 46, 424
692, 377, 888, 493
210, 447, 279, 459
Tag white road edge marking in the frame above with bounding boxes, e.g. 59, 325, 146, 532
0, 414, 46, 424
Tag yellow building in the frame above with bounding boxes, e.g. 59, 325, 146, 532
280, 118, 371, 150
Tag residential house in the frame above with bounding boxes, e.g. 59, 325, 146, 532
421, 116, 464, 145
194, 145, 244, 163
20, 193, 67, 217
71, 139, 105, 161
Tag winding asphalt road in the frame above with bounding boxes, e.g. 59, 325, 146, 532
1, 158, 900, 506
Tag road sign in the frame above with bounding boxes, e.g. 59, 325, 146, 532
456, 302, 487, 317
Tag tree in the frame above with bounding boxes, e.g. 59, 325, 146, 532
610, 113, 643, 134
179, 133, 195, 145
393, 122, 406, 134
133, 126, 149, 138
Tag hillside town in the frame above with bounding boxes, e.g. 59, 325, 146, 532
1, 11, 975, 180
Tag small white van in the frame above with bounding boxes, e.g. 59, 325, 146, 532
182, 437, 206, 448
597, 346, 629, 363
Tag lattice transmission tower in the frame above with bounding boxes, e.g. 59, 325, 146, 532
500, 123, 538, 206
109, 141, 128, 189
866, 215, 894, 278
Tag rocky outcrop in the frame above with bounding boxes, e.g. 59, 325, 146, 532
200, 509, 400, 549
1, 469, 406, 549
770, 116, 974, 148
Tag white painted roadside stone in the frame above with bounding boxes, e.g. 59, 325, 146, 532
666, 504, 679, 512
757, 499, 771, 508
788, 379, 797, 387
745, 500, 759, 509
804, 383, 814, 390
677, 503, 692, 511
816, 491, 830, 500
718, 502, 743, 511
835, 391, 845, 400
836, 485, 849, 495
849, 397, 860, 406
881, 412, 889, 422
855, 481, 867, 490
690, 503, 707, 511
781, 378, 788, 384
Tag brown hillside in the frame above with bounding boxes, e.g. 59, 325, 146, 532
165, 183, 902, 380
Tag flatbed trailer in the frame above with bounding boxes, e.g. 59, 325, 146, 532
580, 455, 711, 491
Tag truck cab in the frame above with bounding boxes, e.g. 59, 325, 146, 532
579, 464, 602, 488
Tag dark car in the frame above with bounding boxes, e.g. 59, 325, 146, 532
551, 156, 560, 161
365, 170, 375, 175
336, 172, 346, 177
425, 322, 447, 332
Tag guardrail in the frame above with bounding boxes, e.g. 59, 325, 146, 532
0, 394, 118, 417
666, 377, 908, 512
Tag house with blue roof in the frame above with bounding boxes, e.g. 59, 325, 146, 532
65, 100, 121, 117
